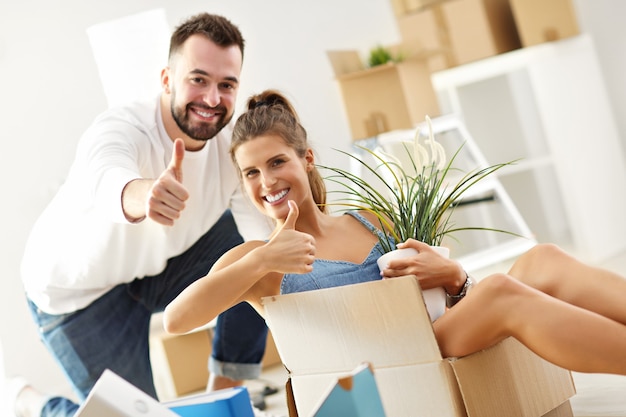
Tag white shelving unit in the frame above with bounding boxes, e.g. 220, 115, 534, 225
431, 33, 626, 263
350, 115, 537, 273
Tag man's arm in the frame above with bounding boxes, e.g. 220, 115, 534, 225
121, 138, 189, 226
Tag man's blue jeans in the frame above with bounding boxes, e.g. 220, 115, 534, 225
27, 210, 268, 417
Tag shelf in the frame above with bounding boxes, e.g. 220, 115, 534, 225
430, 33, 626, 262
349, 114, 537, 268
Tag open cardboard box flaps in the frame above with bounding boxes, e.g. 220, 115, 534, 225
262, 276, 575, 417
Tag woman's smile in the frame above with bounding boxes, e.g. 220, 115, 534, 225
264, 189, 289, 204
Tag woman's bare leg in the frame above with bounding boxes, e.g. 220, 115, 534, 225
508, 243, 626, 324
433, 273, 626, 375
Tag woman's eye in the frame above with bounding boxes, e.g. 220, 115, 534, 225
271, 159, 285, 167
244, 169, 259, 178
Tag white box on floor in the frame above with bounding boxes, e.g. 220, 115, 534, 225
75, 369, 178, 417
76, 369, 255, 417
263, 276, 575, 417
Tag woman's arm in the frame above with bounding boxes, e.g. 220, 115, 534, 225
163, 241, 271, 334
164, 201, 316, 334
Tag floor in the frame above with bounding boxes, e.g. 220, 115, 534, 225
249, 245, 626, 417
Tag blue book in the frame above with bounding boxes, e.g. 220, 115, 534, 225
164, 386, 255, 417
313, 363, 386, 417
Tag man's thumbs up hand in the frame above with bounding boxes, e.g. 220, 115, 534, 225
146, 138, 190, 226
168, 137, 185, 182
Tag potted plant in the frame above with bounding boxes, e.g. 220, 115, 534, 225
367, 44, 406, 68
319, 116, 518, 320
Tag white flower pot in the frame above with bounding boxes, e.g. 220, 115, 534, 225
376, 246, 449, 321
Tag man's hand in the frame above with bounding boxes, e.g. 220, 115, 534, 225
146, 138, 190, 226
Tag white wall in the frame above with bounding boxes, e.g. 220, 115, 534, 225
574, 0, 626, 140
1, 0, 625, 394
0, 0, 399, 394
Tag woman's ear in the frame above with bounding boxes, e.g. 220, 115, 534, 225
305, 148, 315, 170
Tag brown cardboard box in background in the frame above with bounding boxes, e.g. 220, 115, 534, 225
397, 0, 521, 71
328, 0, 522, 140
151, 327, 282, 400
396, 9, 451, 72
152, 329, 212, 398
508, 0, 580, 47
543, 401, 574, 417
263, 276, 575, 417
261, 330, 281, 369
389, 0, 450, 16
327, 50, 440, 140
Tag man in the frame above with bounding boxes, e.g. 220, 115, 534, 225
15, 12, 271, 417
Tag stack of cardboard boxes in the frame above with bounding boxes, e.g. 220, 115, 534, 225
329, 0, 580, 141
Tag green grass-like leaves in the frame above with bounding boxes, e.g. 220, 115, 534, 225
319, 144, 518, 253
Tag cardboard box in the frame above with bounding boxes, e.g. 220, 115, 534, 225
449, 337, 575, 417
509, 0, 580, 47
262, 330, 282, 369
155, 329, 213, 398
397, 0, 521, 70
543, 400, 573, 417
397, 9, 451, 72
327, 50, 440, 140
151, 327, 283, 399
263, 276, 575, 417
389, 0, 450, 16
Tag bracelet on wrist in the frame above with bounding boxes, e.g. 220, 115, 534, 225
446, 272, 474, 308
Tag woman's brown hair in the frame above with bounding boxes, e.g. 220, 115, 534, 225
231, 90, 327, 212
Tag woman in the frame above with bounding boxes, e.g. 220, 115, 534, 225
164, 90, 626, 375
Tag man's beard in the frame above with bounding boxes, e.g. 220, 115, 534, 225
170, 91, 232, 141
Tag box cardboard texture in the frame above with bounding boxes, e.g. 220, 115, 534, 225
508, 0, 580, 47
263, 276, 575, 417
390, 0, 450, 17
543, 401, 574, 417
155, 330, 212, 398
327, 50, 440, 140
151, 328, 282, 399
397, 0, 521, 71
